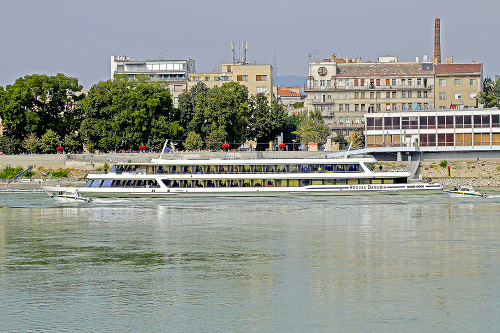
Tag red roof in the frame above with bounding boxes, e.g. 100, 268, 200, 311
278, 89, 301, 97
434, 63, 482, 75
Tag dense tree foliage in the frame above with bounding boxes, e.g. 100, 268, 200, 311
184, 131, 203, 150
293, 110, 331, 145
188, 82, 250, 148
247, 93, 287, 150
0, 73, 83, 142
479, 77, 500, 108
282, 114, 301, 150
177, 81, 209, 132
79, 79, 182, 152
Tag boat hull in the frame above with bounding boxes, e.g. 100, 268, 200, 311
43, 183, 443, 198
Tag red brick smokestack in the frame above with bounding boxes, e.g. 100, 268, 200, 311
434, 18, 441, 64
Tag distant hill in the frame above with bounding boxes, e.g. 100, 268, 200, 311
274, 75, 306, 89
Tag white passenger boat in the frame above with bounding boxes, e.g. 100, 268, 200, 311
42, 155, 442, 198
444, 185, 487, 198
50, 190, 93, 203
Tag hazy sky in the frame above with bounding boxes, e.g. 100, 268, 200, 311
1, 0, 498, 88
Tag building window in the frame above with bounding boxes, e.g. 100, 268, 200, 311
237, 75, 248, 81
345, 117, 350, 125
470, 79, 477, 86
339, 92, 344, 99
417, 91, 422, 98
345, 104, 350, 112
439, 92, 447, 100
327, 93, 332, 99
376, 92, 381, 99
339, 117, 344, 124
370, 92, 374, 99
402, 91, 407, 98
424, 91, 428, 98
439, 79, 446, 86
327, 80, 331, 86
355, 104, 359, 112
354, 79, 359, 86
470, 92, 477, 99
386, 92, 391, 98
360, 92, 365, 99
174, 85, 183, 92
339, 104, 344, 112
408, 79, 412, 86
455, 79, 461, 86
417, 79, 422, 86
256, 75, 267, 81
386, 79, 390, 86
354, 92, 359, 99
408, 91, 412, 98
455, 92, 462, 100
338, 79, 344, 87
392, 79, 396, 86
256, 87, 268, 94
174, 97, 179, 104
355, 117, 360, 124
345, 93, 350, 100
361, 104, 365, 112
392, 92, 396, 98
376, 104, 381, 112
204, 76, 210, 81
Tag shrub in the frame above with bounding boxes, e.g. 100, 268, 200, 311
439, 160, 448, 168
50, 168, 71, 178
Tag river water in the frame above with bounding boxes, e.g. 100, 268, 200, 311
0, 192, 499, 332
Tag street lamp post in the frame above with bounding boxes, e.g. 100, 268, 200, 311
292, 139, 296, 151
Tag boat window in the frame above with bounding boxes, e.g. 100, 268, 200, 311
324, 164, 334, 172
266, 180, 275, 187
277, 165, 287, 173
335, 164, 345, 172
91, 180, 103, 187
347, 164, 360, 172
194, 180, 204, 187
230, 180, 240, 187
288, 179, 299, 187
85, 179, 93, 187
110, 165, 118, 172
136, 180, 144, 187
348, 179, 358, 185
206, 180, 216, 187
195, 166, 203, 174
360, 179, 370, 184
171, 180, 180, 187
289, 165, 298, 173
275, 179, 287, 187
324, 179, 335, 185
102, 180, 112, 187
300, 179, 311, 186
265, 165, 275, 173
242, 180, 251, 187
336, 179, 347, 185
384, 179, 394, 184
243, 165, 251, 173
300, 165, 311, 173
253, 180, 263, 187
253, 165, 263, 173
312, 180, 323, 185
218, 180, 228, 187
371, 179, 382, 184
170, 166, 180, 174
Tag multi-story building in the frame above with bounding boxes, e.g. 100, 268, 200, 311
364, 108, 500, 150
306, 55, 482, 136
110, 55, 195, 105
434, 63, 482, 109
187, 63, 273, 101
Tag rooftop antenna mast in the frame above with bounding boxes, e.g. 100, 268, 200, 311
231, 42, 237, 64
242, 42, 248, 64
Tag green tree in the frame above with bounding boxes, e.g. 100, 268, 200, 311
478, 77, 500, 108
205, 127, 227, 150
79, 79, 181, 152
282, 114, 301, 150
62, 133, 82, 153
177, 82, 209, 131
247, 94, 287, 150
0, 73, 83, 142
190, 82, 249, 146
332, 131, 348, 148
0, 136, 21, 155
22, 133, 42, 153
184, 131, 203, 150
293, 110, 331, 145
40, 129, 61, 153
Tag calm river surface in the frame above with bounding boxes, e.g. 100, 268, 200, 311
0, 192, 499, 332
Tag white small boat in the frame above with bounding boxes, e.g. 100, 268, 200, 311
444, 185, 487, 198
51, 190, 92, 203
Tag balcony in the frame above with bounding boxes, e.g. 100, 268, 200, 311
312, 98, 334, 104
305, 84, 433, 91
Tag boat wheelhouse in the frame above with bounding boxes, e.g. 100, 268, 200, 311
42, 156, 442, 198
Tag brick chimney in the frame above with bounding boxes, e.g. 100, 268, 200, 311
434, 18, 441, 64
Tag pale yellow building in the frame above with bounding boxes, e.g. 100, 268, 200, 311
434, 63, 482, 109
188, 63, 273, 101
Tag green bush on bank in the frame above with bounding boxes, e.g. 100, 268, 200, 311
0, 165, 35, 179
